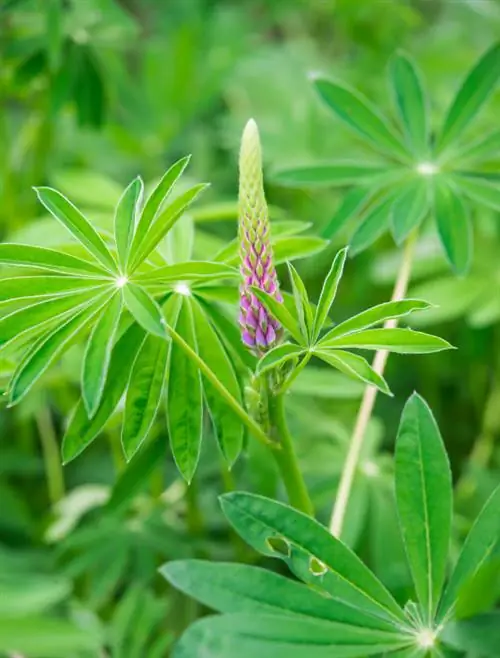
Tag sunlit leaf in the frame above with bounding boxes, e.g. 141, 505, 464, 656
390, 52, 428, 157
250, 287, 303, 344
314, 349, 390, 395
0, 243, 108, 276
256, 343, 305, 376
312, 247, 348, 340
319, 327, 452, 353
114, 176, 143, 270
123, 283, 166, 338
287, 263, 313, 341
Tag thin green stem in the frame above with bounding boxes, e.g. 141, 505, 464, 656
36, 406, 65, 505
167, 325, 272, 447
269, 392, 314, 516
329, 231, 418, 537
280, 351, 312, 394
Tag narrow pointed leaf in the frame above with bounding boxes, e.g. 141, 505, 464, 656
350, 193, 394, 255
114, 176, 143, 269
0, 244, 108, 276
0, 275, 108, 303
391, 180, 428, 245
321, 300, 432, 342
131, 156, 191, 257
441, 612, 500, 656
82, 292, 122, 416
395, 394, 452, 622
220, 492, 406, 627
287, 263, 313, 341
434, 180, 472, 275
312, 247, 348, 340
315, 349, 391, 395
123, 283, 166, 337
455, 175, 500, 211
62, 324, 146, 463
256, 343, 305, 376
135, 261, 238, 284
437, 485, 500, 622
122, 334, 168, 459
273, 163, 388, 187
34, 187, 116, 271
191, 299, 243, 466
438, 42, 500, 151
319, 327, 452, 353
269, 236, 328, 264
313, 78, 408, 160
250, 287, 303, 344
322, 188, 372, 239
167, 299, 203, 482
390, 52, 428, 156
130, 183, 208, 271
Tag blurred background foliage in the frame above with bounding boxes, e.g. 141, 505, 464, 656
1, 0, 500, 655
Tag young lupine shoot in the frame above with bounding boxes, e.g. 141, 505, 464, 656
238, 119, 283, 354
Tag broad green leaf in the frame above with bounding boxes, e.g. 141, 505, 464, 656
273, 163, 388, 187
434, 180, 472, 275
107, 436, 165, 512
123, 283, 166, 337
395, 394, 452, 622
220, 492, 406, 627
176, 613, 410, 658
0, 275, 108, 303
191, 299, 243, 466
288, 263, 313, 341
0, 243, 108, 276
312, 247, 348, 340
350, 193, 394, 255
438, 42, 500, 151
34, 187, 116, 271
131, 156, 191, 257
62, 324, 146, 463
390, 52, 428, 156
135, 261, 238, 284
9, 296, 108, 405
442, 612, 500, 657
167, 299, 203, 482
391, 180, 429, 245
114, 176, 143, 269
313, 78, 408, 160
0, 288, 106, 345
321, 300, 432, 341
455, 175, 500, 211
319, 327, 452, 353
322, 188, 372, 239
250, 287, 303, 344
0, 617, 99, 656
122, 334, 168, 459
129, 183, 209, 271
256, 343, 305, 376
315, 349, 390, 395
82, 292, 122, 416
437, 485, 500, 622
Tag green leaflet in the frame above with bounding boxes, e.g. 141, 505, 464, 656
442, 612, 500, 657
0, 617, 99, 656
122, 333, 168, 460
220, 492, 406, 627
391, 180, 429, 245
319, 327, 452, 353
287, 263, 313, 342
0, 243, 109, 276
122, 283, 166, 338
437, 485, 500, 623
395, 394, 452, 623
135, 261, 238, 284
82, 292, 123, 416
438, 42, 500, 151
34, 186, 116, 271
434, 179, 472, 275
250, 287, 302, 344
8, 294, 109, 405
312, 247, 348, 340
114, 176, 143, 270
256, 343, 305, 376
161, 560, 398, 631
272, 236, 328, 264
314, 349, 391, 395
350, 193, 395, 255
273, 162, 388, 187
390, 52, 428, 157
62, 324, 146, 463
167, 298, 203, 482
322, 188, 372, 239
313, 78, 408, 160
0, 275, 108, 303
320, 299, 432, 341
191, 299, 243, 466
455, 175, 500, 211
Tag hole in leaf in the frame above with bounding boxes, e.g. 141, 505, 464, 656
266, 536, 291, 557
309, 556, 327, 576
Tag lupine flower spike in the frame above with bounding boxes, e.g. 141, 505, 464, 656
238, 119, 283, 354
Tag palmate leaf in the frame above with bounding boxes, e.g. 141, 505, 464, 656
395, 394, 452, 624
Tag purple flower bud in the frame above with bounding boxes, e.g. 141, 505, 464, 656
238, 119, 283, 354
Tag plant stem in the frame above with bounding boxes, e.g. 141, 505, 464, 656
36, 406, 65, 505
268, 392, 315, 516
329, 231, 418, 537
280, 351, 312, 394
